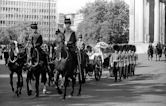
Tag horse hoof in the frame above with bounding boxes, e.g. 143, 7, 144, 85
12, 88, 14, 92
15, 90, 20, 97
58, 89, 62, 94
77, 93, 81, 96
27, 90, 32, 96
35, 93, 39, 97
62, 96, 66, 100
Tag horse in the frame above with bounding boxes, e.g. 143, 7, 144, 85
8, 42, 27, 96
147, 45, 154, 61
51, 31, 83, 99
25, 45, 49, 97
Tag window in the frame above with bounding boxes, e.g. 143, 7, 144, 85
3, 7, 5, 11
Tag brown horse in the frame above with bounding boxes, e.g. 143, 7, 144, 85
26, 46, 49, 97
51, 31, 83, 99
8, 42, 27, 96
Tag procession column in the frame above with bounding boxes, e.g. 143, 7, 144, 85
154, 0, 160, 44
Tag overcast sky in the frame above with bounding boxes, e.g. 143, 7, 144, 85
57, 0, 130, 14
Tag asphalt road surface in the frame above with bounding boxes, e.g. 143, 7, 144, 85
0, 54, 166, 106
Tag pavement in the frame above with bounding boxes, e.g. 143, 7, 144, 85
0, 54, 166, 106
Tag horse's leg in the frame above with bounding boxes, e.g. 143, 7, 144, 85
16, 72, 21, 96
63, 76, 68, 99
26, 71, 32, 96
77, 73, 82, 96
41, 68, 47, 94
35, 73, 40, 97
10, 72, 14, 92
19, 73, 23, 95
55, 72, 62, 94
70, 76, 76, 96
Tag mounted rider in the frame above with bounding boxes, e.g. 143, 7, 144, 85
8, 41, 19, 67
29, 23, 50, 95
63, 18, 77, 64
77, 33, 87, 83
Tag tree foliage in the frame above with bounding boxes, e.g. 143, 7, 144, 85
0, 22, 32, 44
77, 0, 129, 45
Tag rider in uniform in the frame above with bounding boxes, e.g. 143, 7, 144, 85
77, 33, 86, 83
63, 18, 77, 63
30, 23, 49, 95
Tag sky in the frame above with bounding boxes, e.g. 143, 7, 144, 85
57, 0, 130, 14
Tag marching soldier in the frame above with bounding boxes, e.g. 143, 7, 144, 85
123, 45, 128, 79
126, 45, 130, 78
131, 45, 135, 76
128, 45, 132, 76
118, 45, 124, 81
133, 45, 137, 75
109, 45, 119, 82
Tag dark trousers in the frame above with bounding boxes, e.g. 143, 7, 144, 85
113, 62, 118, 81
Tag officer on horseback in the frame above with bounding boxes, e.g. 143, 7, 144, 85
64, 18, 77, 48
28, 23, 49, 96
77, 33, 86, 83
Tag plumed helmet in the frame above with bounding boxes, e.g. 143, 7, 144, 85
119, 45, 123, 51
113, 44, 119, 51
78, 33, 82, 38
55, 29, 61, 34
133, 45, 136, 52
122, 45, 126, 51
31, 23, 38, 29
64, 18, 71, 24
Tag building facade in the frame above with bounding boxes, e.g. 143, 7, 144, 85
0, 0, 57, 41
129, 0, 166, 53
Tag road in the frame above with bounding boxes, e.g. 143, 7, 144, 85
0, 54, 166, 106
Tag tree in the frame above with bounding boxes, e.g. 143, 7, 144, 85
77, 0, 129, 45
0, 22, 31, 44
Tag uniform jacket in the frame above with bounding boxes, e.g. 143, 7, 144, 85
64, 29, 76, 47
32, 32, 43, 47
109, 53, 119, 67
